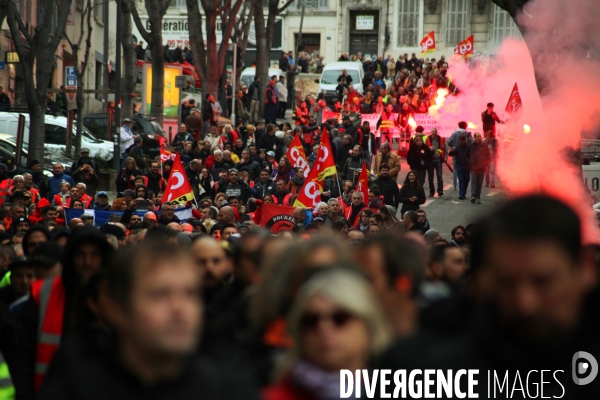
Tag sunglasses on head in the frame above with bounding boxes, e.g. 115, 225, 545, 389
300, 310, 354, 330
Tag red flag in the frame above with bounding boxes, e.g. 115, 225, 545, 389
259, 203, 297, 233
429, 77, 438, 101
286, 134, 309, 171
420, 31, 436, 57
355, 162, 369, 204
505, 83, 523, 117
454, 35, 474, 58
160, 148, 176, 163
294, 155, 324, 209
317, 127, 337, 180
163, 154, 195, 205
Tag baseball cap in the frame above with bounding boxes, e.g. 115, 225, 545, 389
144, 212, 157, 221
15, 217, 29, 225
80, 148, 90, 153
9, 257, 34, 272
123, 118, 131, 123
122, 189, 136, 197
267, 151, 275, 157
97, 191, 108, 197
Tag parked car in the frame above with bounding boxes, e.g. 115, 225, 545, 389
0, 112, 114, 160
0, 133, 74, 177
83, 113, 166, 159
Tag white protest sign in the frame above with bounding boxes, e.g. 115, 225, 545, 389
413, 114, 456, 137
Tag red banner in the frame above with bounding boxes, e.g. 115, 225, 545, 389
454, 35, 474, 58
260, 203, 297, 232
160, 148, 176, 163
420, 31, 436, 57
355, 162, 369, 204
505, 83, 523, 117
163, 154, 195, 205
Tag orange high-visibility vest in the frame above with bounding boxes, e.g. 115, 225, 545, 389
31, 276, 65, 392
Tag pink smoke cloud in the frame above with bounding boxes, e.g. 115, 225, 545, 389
428, 0, 600, 243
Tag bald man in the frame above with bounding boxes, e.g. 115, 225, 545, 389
217, 206, 236, 225
292, 207, 307, 225
167, 222, 183, 231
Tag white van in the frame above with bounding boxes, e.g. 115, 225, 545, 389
317, 62, 364, 105
0, 112, 114, 160
240, 67, 284, 89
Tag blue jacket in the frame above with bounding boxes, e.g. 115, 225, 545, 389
48, 173, 75, 199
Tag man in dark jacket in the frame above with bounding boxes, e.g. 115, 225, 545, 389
257, 124, 280, 153
16, 227, 115, 399
468, 132, 490, 204
235, 149, 261, 181
38, 243, 259, 400
71, 148, 98, 175
173, 124, 194, 149
219, 169, 252, 204
253, 169, 275, 200
373, 163, 400, 208
157, 202, 181, 226
449, 135, 470, 200
145, 162, 165, 195
263, 78, 278, 124
202, 94, 216, 136
407, 135, 432, 187
336, 134, 353, 171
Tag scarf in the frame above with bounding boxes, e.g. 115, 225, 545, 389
289, 361, 341, 400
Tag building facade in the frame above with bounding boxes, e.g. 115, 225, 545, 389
0, 0, 116, 113
283, 0, 522, 67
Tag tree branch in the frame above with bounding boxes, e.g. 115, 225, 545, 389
6, 0, 34, 44
131, 0, 153, 43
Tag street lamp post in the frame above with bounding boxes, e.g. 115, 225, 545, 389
113, 0, 123, 172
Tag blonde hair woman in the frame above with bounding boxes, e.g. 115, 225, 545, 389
263, 268, 392, 400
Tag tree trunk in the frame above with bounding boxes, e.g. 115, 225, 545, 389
204, 10, 220, 98
121, 0, 137, 121
254, 3, 268, 119
150, 30, 165, 123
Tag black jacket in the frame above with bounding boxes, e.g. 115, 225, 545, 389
398, 185, 426, 214
38, 332, 260, 400
17, 228, 115, 400
253, 179, 275, 200
407, 144, 433, 170
373, 176, 400, 208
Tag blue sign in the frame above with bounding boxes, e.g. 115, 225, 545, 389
65, 66, 77, 87
0, 62, 5, 70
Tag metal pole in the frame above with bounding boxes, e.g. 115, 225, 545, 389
113, 0, 122, 171
292, 6, 305, 110
103, 0, 109, 112
230, 44, 237, 126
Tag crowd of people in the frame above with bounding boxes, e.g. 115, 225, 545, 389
0, 49, 595, 399
0, 175, 596, 398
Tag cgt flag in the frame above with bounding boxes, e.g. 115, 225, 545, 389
259, 203, 297, 233
160, 148, 176, 163
454, 35, 474, 58
286, 134, 310, 174
355, 162, 369, 204
162, 154, 195, 205
317, 127, 337, 180
505, 83, 523, 117
294, 155, 324, 209
420, 31, 436, 58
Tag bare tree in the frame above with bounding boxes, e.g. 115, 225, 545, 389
121, 0, 137, 122
253, 0, 295, 115
64, 0, 95, 156
231, 1, 255, 85
3, 0, 73, 165
185, 0, 245, 98
131, 0, 172, 123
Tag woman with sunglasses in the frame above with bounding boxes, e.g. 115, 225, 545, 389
263, 268, 392, 400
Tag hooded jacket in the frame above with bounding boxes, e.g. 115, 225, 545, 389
17, 227, 116, 399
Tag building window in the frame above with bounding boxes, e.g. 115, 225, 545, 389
397, 0, 420, 47
492, 5, 518, 45
289, 0, 329, 10
93, 0, 104, 22
445, 0, 468, 46
174, 0, 186, 8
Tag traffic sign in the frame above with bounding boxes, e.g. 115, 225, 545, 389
65, 66, 77, 102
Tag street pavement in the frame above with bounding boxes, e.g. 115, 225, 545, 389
391, 158, 506, 241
